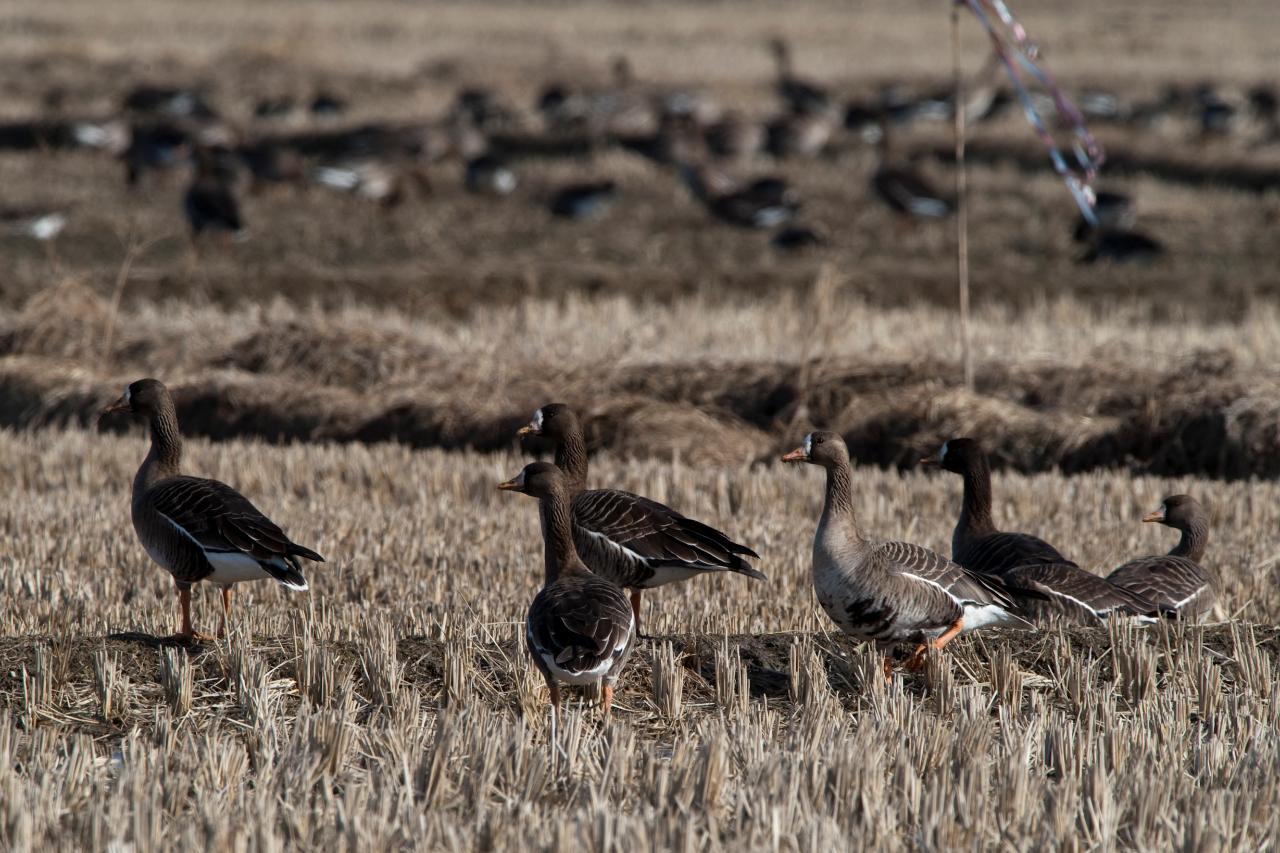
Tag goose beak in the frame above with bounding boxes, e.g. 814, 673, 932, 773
99, 395, 130, 418
516, 423, 539, 437
920, 454, 940, 465
781, 447, 808, 463
1142, 507, 1165, 523
496, 477, 523, 492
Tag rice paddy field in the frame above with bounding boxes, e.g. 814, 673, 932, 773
2, 0, 1280, 850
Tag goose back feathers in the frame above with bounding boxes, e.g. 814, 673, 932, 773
925, 438, 1154, 623
518, 404, 763, 592
1107, 495, 1216, 620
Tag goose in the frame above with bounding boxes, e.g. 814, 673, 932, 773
922, 438, 1155, 624
100, 379, 322, 640
704, 111, 765, 161
1107, 495, 1216, 620
783, 431, 1024, 675
123, 85, 218, 121
185, 146, 247, 242
123, 121, 191, 186
1079, 228, 1164, 264
768, 38, 830, 116
1072, 190, 1135, 242
517, 404, 763, 636
0, 207, 69, 241
499, 462, 635, 737
765, 107, 836, 159
871, 119, 952, 221
680, 164, 799, 228
464, 154, 517, 196
549, 181, 616, 220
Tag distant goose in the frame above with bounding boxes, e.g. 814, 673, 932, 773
1072, 190, 1135, 242
768, 38, 830, 116
704, 111, 765, 161
0, 207, 69, 241
784, 431, 1025, 676
518, 404, 763, 636
123, 85, 218, 121
185, 147, 246, 242
101, 379, 322, 640
771, 224, 828, 251
765, 108, 836, 159
313, 159, 428, 208
499, 462, 635, 735
309, 92, 348, 117
123, 122, 191, 186
1079, 228, 1164, 264
922, 438, 1155, 624
549, 181, 616, 220
465, 154, 517, 196
680, 164, 799, 228
1107, 495, 1216, 620
871, 120, 952, 221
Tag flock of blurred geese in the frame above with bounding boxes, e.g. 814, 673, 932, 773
5, 38, 1279, 260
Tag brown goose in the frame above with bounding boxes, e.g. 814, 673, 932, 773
871, 119, 952, 221
922, 438, 1154, 624
784, 431, 1025, 676
517, 404, 763, 636
768, 38, 830, 116
499, 462, 635, 735
101, 379, 322, 640
1107, 495, 1216, 620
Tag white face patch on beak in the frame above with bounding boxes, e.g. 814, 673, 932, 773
939, 440, 949, 462
123, 385, 131, 403
517, 469, 528, 486
532, 409, 544, 431
804, 433, 813, 457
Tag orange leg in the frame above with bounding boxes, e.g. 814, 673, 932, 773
174, 585, 214, 642
602, 683, 615, 721
883, 656, 896, 682
905, 617, 965, 671
218, 587, 234, 638
630, 589, 648, 639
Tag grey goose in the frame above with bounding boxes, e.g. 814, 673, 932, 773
499, 462, 635, 734
1107, 495, 1216, 620
784, 431, 1025, 676
922, 438, 1155, 624
517, 404, 763, 636
102, 379, 322, 640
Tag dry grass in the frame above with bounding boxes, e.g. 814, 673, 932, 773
3, 284, 1279, 475
0, 427, 1278, 849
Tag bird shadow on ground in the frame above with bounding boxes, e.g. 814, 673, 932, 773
105, 631, 212, 649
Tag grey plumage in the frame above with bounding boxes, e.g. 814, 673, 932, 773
1108, 495, 1216, 620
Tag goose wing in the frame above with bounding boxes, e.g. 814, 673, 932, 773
876, 540, 1014, 609
956, 531, 1074, 578
1107, 556, 1214, 617
1004, 562, 1155, 622
147, 476, 323, 571
526, 575, 634, 677
572, 488, 763, 576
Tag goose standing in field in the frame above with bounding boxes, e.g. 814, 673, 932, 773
783, 431, 1025, 676
922, 438, 1155, 623
185, 146, 246, 242
101, 379, 322, 640
1107, 495, 1216, 620
871, 119, 952, 222
517, 404, 763, 636
680, 163, 800, 228
768, 38, 830, 116
499, 462, 635, 735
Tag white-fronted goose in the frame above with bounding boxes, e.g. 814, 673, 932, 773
784, 431, 1024, 676
517, 404, 763, 636
185, 146, 246, 242
1107, 495, 1216, 620
680, 164, 799, 228
704, 111, 765, 161
549, 181, 616, 220
922, 438, 1154, 624
768, 38, 830, 116
765, 108, 836, 159
499, 462, 635, 733
871, 120, 952, 221
101, 379, 322, 640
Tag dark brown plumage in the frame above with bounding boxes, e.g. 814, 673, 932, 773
923, 438, 1154, 623
101, 379, 321, 640
1107, 495, 1216, 620
498, 462, 635, 734
517, 404, 763, 636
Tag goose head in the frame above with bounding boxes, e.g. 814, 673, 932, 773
497, 461, 567, 499
1143, 494, 1204, 528
781, 430, 848, 467
101, 378, 170, 420
517, 403, 578, 441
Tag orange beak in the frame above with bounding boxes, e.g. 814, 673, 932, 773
496, 476, 522, 491
515, 423, 538, 437
920, 454, 940, 465
1141, 507, 1165, 523
781, 447, 808, 463
99, 395, 130, 419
